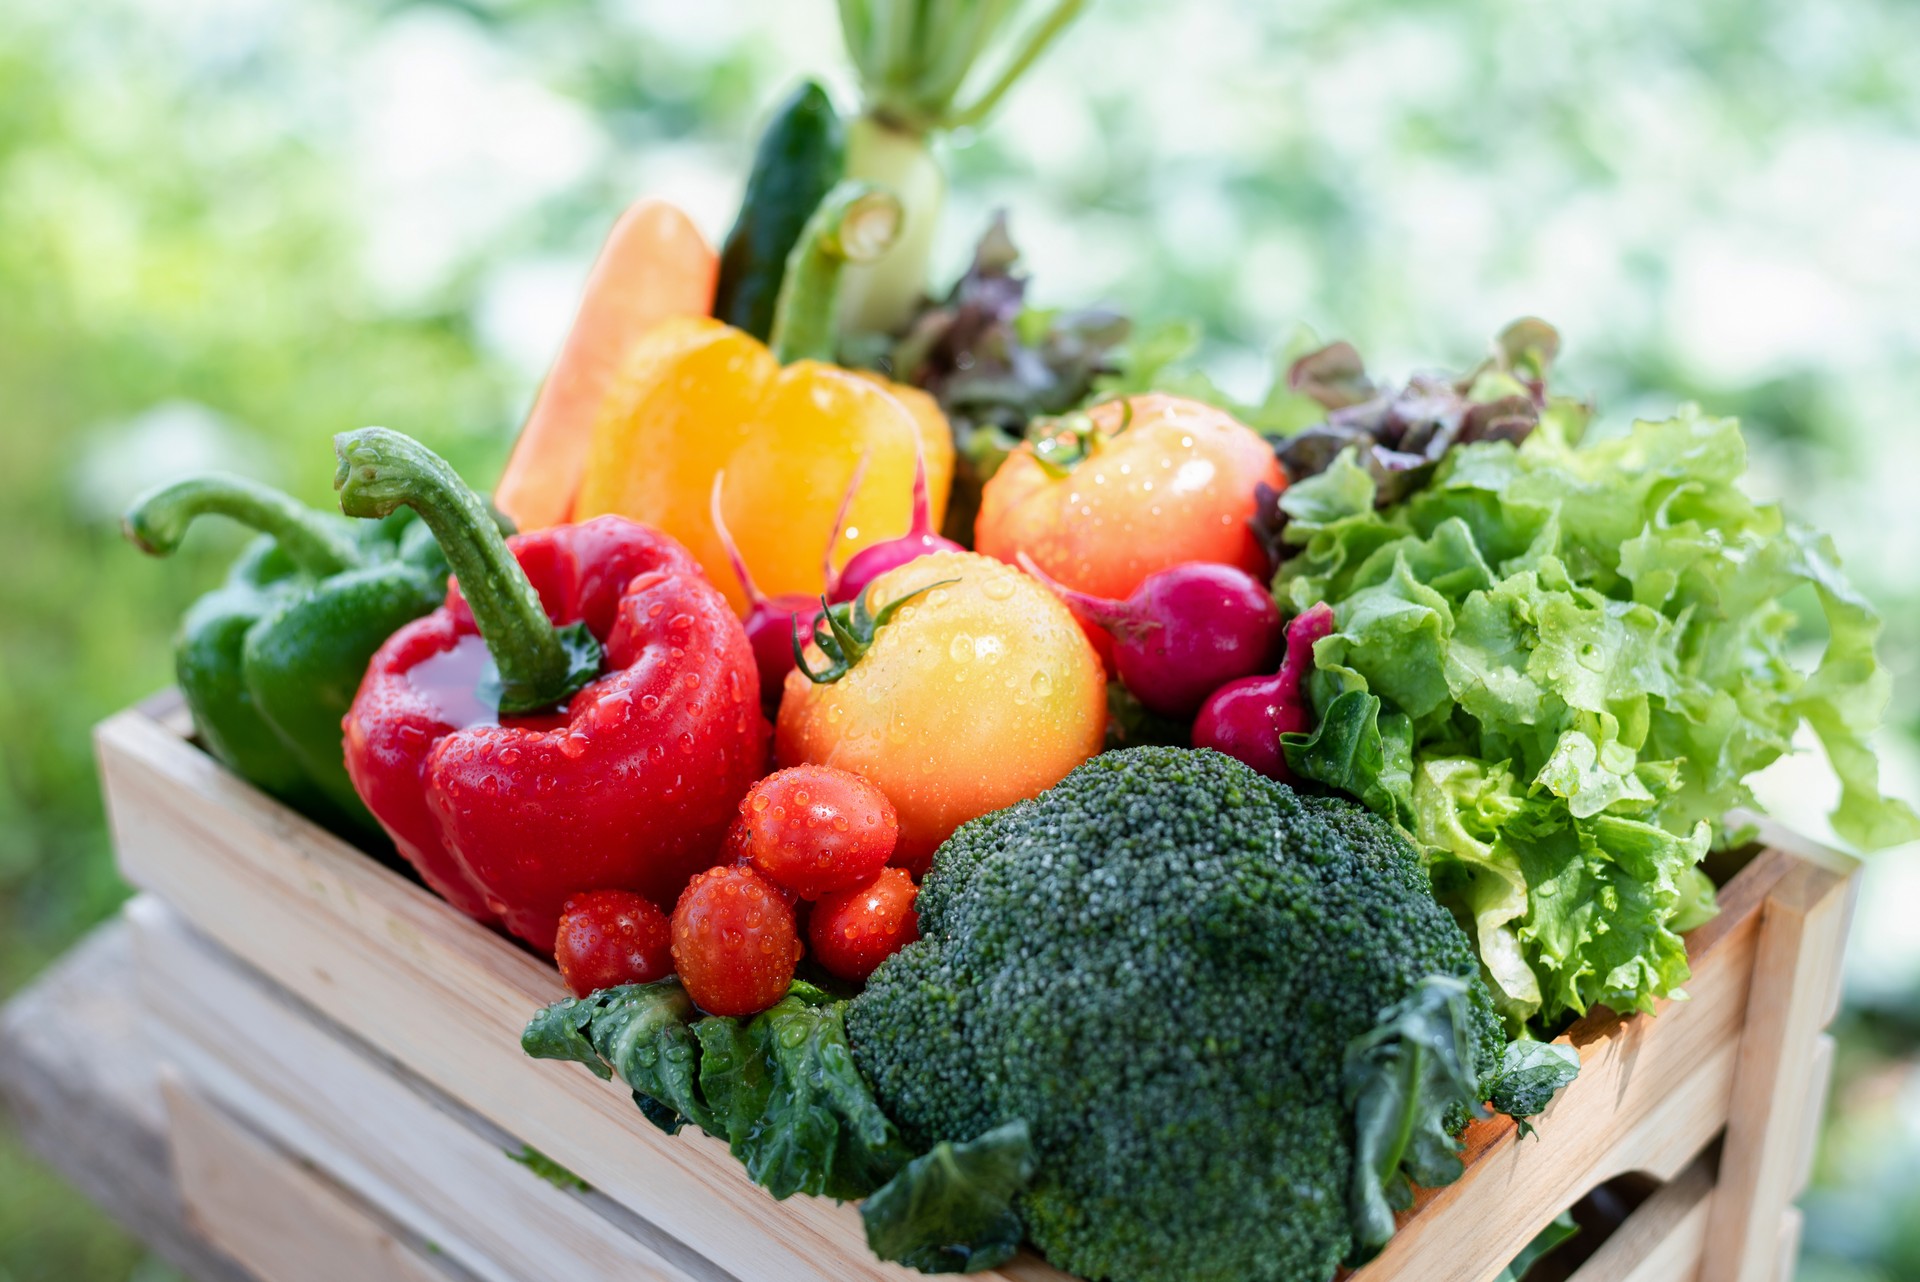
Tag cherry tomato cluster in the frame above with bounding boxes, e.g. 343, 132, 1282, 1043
552, 764, 920, 1014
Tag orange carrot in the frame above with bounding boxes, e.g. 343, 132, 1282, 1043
494, 199, 718, 531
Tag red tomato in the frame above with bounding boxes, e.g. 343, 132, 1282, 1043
553, 889, 673, 998
976, 394, 1284, 665
732, 765, 899, 900
808, 867, 920, 982
670, 865, 802, 1016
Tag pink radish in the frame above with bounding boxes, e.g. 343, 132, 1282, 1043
1016, 553, 1284, 718
830, 439, 964, 604
711, 475, 824, 706
1192, 603, 1337, 781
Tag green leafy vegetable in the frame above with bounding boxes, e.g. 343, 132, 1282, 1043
506, 1145, 592, 1193
522, 980, 912, 1201
1277, 405, 1920, 1028
861, 1121, 1036, 1274
1485, 1040, 1582, 1136
1342, 976, 1490, 1258
1495, 1213, 1580, 1282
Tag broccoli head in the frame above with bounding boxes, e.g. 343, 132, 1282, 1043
846, 746, 1505, 1282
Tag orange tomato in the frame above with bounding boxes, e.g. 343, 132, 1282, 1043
775, 551, 1105, 876
976, 392, 1284, 610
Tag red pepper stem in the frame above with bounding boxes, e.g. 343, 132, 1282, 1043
768, 181, 903, 365
333, 428, 601, 715
122, 473, 364, 578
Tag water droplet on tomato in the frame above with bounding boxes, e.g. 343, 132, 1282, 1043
982, 576, 1016, 601
1031, 671, 1053, 698
948, 634, 974, 662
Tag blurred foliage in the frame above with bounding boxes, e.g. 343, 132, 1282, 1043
3, 0, 1918, 1278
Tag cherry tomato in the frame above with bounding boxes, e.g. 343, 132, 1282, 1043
808, 867, 920, 982
553, 889, 673, 998
670, 865, 802, 1016
976, 394, 1284, 664
731, 765, 898, 900
777, 551, 1106, 876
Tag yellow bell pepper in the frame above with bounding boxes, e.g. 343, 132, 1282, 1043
573, 184, 953, 615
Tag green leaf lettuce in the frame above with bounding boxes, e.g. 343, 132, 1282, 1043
1279, 408, 1918, 1028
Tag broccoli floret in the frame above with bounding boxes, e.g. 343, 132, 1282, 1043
847, 747, 1504, 1282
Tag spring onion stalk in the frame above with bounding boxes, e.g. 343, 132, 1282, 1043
836, 0, 1087, 335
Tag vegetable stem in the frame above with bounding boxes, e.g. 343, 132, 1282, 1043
333, 428, 601, 714
123, 473, 364, 578
769, 181, 904, 365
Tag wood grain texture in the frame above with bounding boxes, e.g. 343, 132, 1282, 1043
1562, 1154, 1714, 1282
165, 1075, 465, 1282
1700, 854, 1858, 1282
130, 896, 725, 1282
0, 920, 254, 1282
95, 696, 1856, 1282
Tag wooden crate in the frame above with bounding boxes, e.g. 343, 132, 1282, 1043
96, 693, 1860, 1282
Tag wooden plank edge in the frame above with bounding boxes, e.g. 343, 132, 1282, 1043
164, 1073, 473, 1282
0, 918, 255, 1282
1564, 1152, 1716, 1282
129, 897, 730, 1282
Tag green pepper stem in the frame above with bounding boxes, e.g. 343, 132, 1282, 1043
123, 473, 364, 578
768, 181, 904, 365
333, 428, 599, 714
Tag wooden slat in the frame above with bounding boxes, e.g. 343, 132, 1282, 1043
129, 897, 723, 1282
165, 1075, 464, 1282
1563, 1157, 1715, 1282
0, 920, 255, 1282
1700, 857, 1858, 1282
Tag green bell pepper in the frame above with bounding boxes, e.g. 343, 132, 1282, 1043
124, 472, 458, 834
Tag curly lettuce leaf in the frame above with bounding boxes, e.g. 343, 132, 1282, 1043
861, 1121, 1036, 1275
1277, 408, 1918, 1028
523, 981, 912, 1202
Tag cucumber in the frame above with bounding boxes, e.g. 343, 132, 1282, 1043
714, 81, 847, 343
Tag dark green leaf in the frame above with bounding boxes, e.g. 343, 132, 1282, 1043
1494, 1212, 1579, 1282
1282, 688, 1414, 828
1342, 975, 1488, 1259
861, 1121, 1036, 1274
523, 981, 911, 1203
1486, 1040, 1581, 1129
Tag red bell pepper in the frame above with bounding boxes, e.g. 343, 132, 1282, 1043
335, 428, 769, 952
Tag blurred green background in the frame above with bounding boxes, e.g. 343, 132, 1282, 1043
4, 0, 1919, 1277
